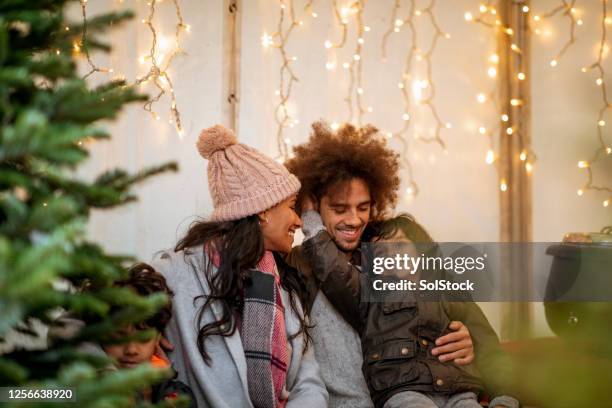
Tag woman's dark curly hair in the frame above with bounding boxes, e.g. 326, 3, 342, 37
286, 121, 400, 220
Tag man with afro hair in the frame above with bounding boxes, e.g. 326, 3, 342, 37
285, 121, 477, 408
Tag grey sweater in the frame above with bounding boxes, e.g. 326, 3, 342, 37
151, 247, 328, 408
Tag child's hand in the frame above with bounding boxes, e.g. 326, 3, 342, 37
155, 336, 174, 365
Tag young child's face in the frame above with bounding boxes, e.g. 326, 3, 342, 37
103, 325, 160, 369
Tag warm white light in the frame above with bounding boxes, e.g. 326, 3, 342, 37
598, 120, 606, 127
291, 56, 298, 61
445, 123, 452, 129
357, 38, 364, 44
477, 93, 486, 103
490, 54, 499, 64
353, 54, 361, 61
506, 127, 514, 135
324, 40, 333, 49
506, 28, 514, 35
596, 78, 604, 86
488, 67, 497, 77
534, 15, 541, 22
261, 33, 273, 48
577, 19, 583, 26
402, 113, 410, 121
519, 151, 527, 161
522, 5, 529, 13
578, 161, 589, 168
312, 12, 318, 18
501, 114, 509, 122
550, 59, 558, 67
325, 62, 335, 70
406, 186, 414, 195
607, 147, 612, 154
525, 162, 533, 172
510, 99, 522, 106
367, 106, 373, 113
398, 82, 405, 89
464, 12, 473, 21
604, 199, 610, 207
517, 72, 526, 80
364, 26, 371, 32
486, 150, 495, 164
331, 122, 340, 130
500, 180, 508, 192
357, 87, 364, 94
478, 126, 487, 134
394, 27, 400, 33
342, 62, 350, 69
479, 4, 487, 13
395, 19, 404, 27
415, 10, 422, 16
577, 189, 584, 196
511, 44, 521, 52
606, 17, 612, 25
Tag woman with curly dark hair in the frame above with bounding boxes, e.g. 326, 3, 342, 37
285, 121, 477, 408
152, 125, 327, 408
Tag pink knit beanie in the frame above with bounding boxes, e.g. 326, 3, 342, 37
197, 125, 301, 222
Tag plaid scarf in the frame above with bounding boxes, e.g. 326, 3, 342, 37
241, 251, 288, 408
208, 247, 288, 408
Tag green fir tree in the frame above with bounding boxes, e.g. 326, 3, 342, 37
0, 0, 179, 406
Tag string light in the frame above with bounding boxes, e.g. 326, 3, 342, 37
576, 0, 612, 201
268, 0, 300, 160
134, 0, 187, 135
532, 1, 578, 65
80, 0, 187, 136
381, 0, 448, 197
345, 0, 366, 125
79, 0, 113, 78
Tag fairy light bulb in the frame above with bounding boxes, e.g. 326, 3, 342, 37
501, 114, 509, 122
506, 127, 514, 135
517, 72, 526, 80
577, 189, 584, 196
596, 78, 603, 86
577, 19, 583, 26
486, 150, 495, 164
477, 93, 486, 103
479, 126, 487, 134
599, 120, 606, 127
525, 162, 533, 173
550, 59, 558, 67
331, 122, 340, 130
510, 99, 522, 106
464, 12, 473, 21
324, 40, 332, 49
506, 28, 514, 35
606, 147, 612, 154
402, 113, 410, 121
479, 4, 487, 13
578, 161, 589, 168
398, 82, 405, 89
488, 67, 497, 77
325, 62, 335, 70
261, 33, 273, 48
342, 62, 350, 69
522, 5, 529, 13
604, 199, 610, 207
490, 54, 499, 64
519, 151, 527, 161
500, 180, 508, 192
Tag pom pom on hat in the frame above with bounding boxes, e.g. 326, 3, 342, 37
197, 124, 238, 159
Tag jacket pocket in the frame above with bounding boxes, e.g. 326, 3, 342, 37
382, 301, 417, 315
364, 339, 418, 391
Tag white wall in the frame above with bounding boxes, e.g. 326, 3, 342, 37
79, 1, 611, 338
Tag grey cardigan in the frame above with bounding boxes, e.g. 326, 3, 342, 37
151, 247, 328, 408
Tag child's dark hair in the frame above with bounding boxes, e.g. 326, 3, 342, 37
363, 213, 435, 243
115, 263, 174, 333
